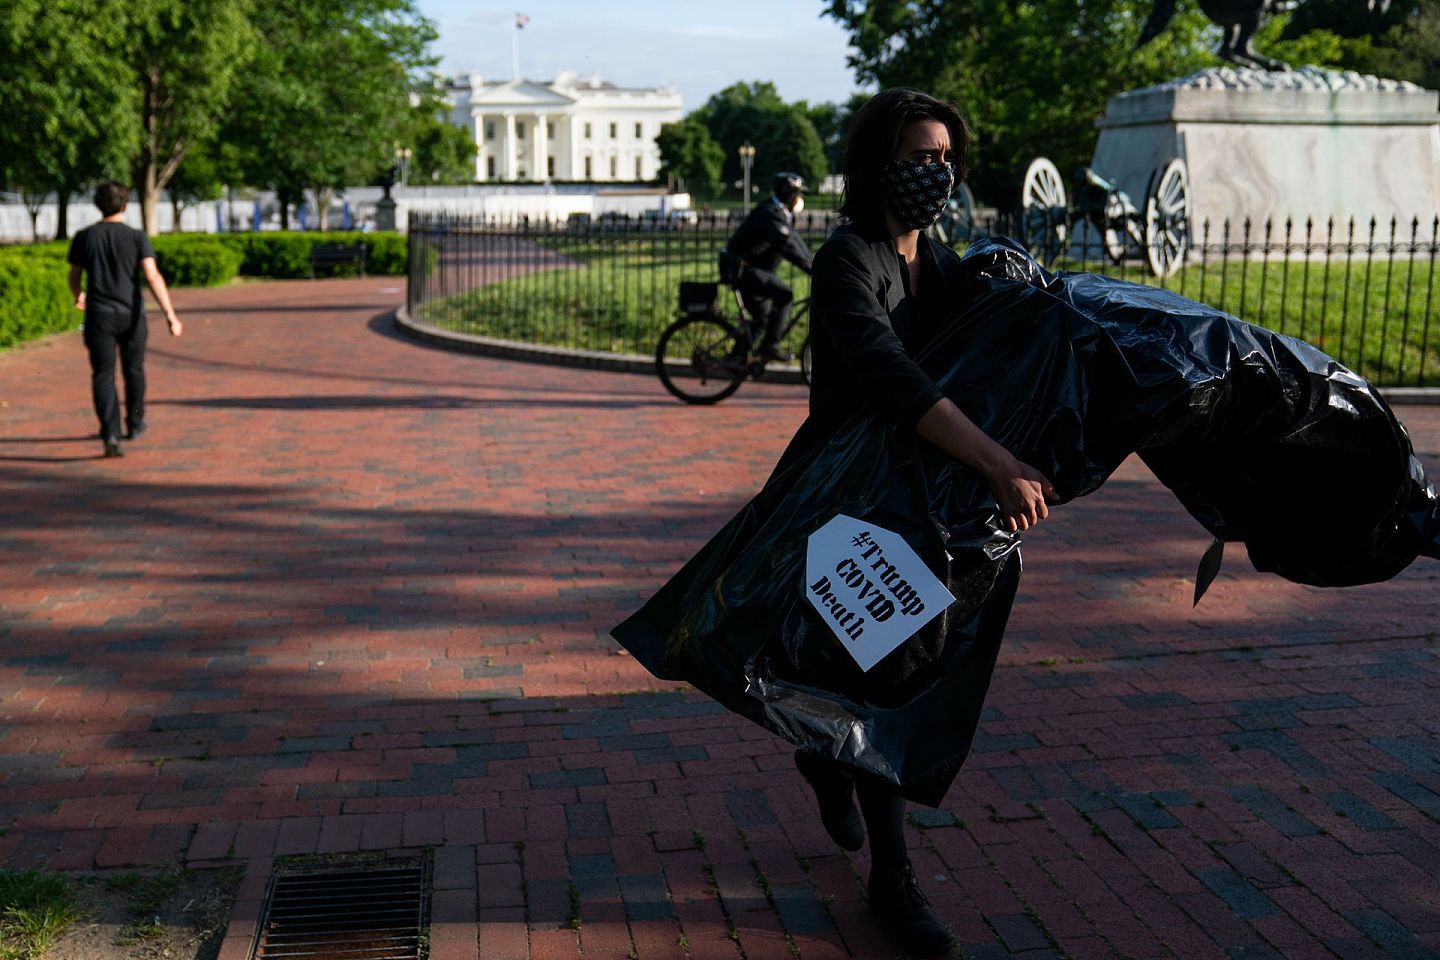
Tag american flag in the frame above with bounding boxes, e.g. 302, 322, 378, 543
515, 12, 530, 28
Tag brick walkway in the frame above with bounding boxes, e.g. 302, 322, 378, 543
1, 277, 1437, 960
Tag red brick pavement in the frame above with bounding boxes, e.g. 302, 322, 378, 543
1, 277, 1438, 959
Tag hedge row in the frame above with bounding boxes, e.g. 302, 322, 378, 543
0, 231, 409, 350
0, 247, 76, 349
220, 232, 407, 280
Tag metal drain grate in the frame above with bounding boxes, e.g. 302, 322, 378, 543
252, 860, 429, 960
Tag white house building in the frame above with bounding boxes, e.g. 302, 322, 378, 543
446, 71, 683, 183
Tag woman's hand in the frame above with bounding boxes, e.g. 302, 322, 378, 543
983, 453, 1057, 532
915, 398, 1059, 531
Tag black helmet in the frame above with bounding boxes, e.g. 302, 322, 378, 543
771, 172, 806, 204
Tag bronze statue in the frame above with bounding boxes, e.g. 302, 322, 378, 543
1139, 0, 1393, 71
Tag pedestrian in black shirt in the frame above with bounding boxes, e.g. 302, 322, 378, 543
67, 181, 183, 457
719, 172, 814, 361
797, 88, 1056, 957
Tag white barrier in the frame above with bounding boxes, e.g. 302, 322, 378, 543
0, 186, 693, 240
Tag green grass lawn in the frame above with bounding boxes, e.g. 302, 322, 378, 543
413, 234, 1440, 386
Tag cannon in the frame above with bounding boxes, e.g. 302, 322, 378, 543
1020, 155, 1192, 278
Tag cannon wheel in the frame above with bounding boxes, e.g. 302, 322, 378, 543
1102, 191, 1131, 265
1021, 157, 1068, 263
930, 182, 977, 246
1144, 158, 1191, 278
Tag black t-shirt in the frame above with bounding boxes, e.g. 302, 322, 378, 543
67, 222, 155, 318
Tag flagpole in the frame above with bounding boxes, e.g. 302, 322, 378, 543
511, 18, 520, 81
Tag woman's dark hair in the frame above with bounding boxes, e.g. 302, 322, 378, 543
838, 88, 970, 227
94, 181, 130, 217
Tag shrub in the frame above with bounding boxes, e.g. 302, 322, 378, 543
217, 231, 407, 278
0, 229, 409, 351
150, 236, 243, 287
362, 233, 407, 275
0, 249, 79, 349
219, 233, 314, 279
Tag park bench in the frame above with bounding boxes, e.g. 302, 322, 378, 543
309, 242, 367, 278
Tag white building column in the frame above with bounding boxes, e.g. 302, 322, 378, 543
534, 112, 548, 182
567, 114, 581, 180
504, 112, 517, 181
472, 112, 485, 181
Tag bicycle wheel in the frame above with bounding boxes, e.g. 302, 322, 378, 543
799, 333, 812, 387
655, 315, 748, 404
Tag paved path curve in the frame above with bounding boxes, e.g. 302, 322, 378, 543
1, 277, 1437, 960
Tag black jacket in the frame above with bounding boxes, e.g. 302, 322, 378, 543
725, 197, 814, 274
808, 222, 967, 433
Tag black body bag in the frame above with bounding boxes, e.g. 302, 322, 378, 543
611, 237, 1440, 806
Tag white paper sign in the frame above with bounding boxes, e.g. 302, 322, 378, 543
804, 514, 956, 672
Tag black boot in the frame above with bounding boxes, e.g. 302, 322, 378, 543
757, 342, 794, 363
793, 751, 864, 851
868, 862, 954, 957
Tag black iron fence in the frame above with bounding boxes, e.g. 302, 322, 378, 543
407, 210, 1440, 387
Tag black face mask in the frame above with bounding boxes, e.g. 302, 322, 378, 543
881, 160, 956, 230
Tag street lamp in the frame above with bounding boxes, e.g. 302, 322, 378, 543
394, 145, 412, 188
737, 141, 756, 207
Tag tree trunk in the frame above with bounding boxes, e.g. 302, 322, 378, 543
311, 187, 335, 232
172, 192, 184, 233
280, 200, 290, 231
23, 192, 43, 243
136, 63, 187, 235
136, 66, 161, 234
55, 189, 71, 240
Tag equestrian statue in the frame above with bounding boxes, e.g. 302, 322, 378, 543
1139, 0, 1393, 71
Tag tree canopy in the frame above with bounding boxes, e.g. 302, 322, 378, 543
0, 0, 138, 238
407, 106, 479, 186
129, 0, 257, 233
223, 0, 436, 230
823, 0, 1440, 206
1280, 0, 1440, 89
657, 118, 726, 198
824, 0, 1218, 204
691, 82, 831, 197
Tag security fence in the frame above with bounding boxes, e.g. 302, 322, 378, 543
406, 210, 1440, 388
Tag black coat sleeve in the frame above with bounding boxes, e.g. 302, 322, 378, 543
811, 234, 944, 428
782, 228, 814, 273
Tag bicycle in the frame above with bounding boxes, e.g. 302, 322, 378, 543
655, 280, 812, 404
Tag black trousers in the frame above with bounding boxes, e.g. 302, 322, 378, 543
83, 311, 147, 440
737, 267, 793, 346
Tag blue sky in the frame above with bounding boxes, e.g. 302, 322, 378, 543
416, 1, 864, 111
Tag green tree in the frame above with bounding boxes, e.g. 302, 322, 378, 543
656, 118, 725, 197
406, 106, 477, 185
0, 0, 137, 240
129, 0, 257, 233
1284, 0, 1417, 42
223, 0, 437, 229
1280, 0, 1440, 88
1366, 3, 1440, 89
802, 99, 860, 174
762, 110, 830, 190
692, 81, 831, 198
824, 0, 1216, 204
166, 142, 224, 232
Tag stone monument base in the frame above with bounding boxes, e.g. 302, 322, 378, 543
1092, 66, 1440, 249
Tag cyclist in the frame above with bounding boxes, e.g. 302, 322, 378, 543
718, 172, 814, 362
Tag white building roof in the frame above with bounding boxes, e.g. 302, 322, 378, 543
447, 71, 682, 113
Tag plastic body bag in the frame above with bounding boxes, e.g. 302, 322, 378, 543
611, 237, 1440, 806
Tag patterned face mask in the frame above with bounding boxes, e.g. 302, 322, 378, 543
880, 160, 956, 230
